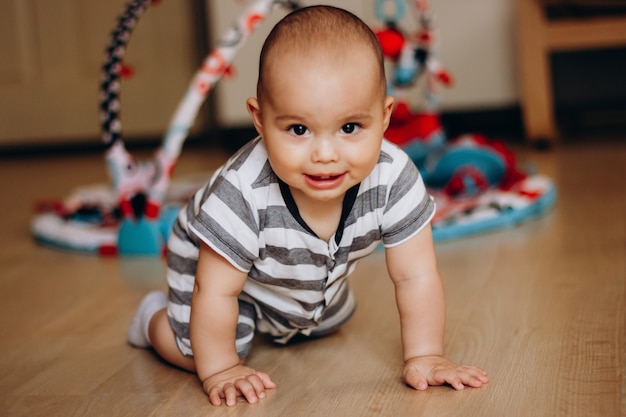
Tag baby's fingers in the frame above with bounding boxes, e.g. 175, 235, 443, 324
255, 370, 277, 389
402, 366, 429, 391
208, 376, 270, 406
235, 377, 263, 404
224, 383, 241, 406
461, 366, 489, 387
433, 366, 489, 390
209, 383, 246, 406
207, 385, 227, 406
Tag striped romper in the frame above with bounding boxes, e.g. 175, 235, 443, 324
166, 136, 435, 358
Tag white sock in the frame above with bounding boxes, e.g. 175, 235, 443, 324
127, 291, 168, 348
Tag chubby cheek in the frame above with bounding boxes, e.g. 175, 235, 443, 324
266, 146, 303, 180
348, 142, 381, 176
351, 156, 378, 181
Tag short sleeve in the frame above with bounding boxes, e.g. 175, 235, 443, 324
381, 154, 435, 247
189, 172, 260, 272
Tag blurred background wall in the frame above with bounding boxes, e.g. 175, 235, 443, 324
209, 0, 520, 127
1, 0, 624, 151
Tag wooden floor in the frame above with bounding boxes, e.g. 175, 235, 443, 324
0, 137, 624, 417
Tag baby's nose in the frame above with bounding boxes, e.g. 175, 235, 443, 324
311, 136, 339, 162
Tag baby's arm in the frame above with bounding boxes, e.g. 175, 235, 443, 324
385, 224, 489, 390
191, 242, 276, 406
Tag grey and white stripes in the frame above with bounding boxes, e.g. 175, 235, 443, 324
166, 136, 435, 357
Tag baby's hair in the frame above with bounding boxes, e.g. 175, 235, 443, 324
257, 5, 386, 101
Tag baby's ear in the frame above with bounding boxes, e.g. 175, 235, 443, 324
382, 96, 395, 130
246, 97, 264, 137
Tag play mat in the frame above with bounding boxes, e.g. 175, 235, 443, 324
31, 0, 556, 256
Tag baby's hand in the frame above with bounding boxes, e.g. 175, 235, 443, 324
201, 364, 276, 406
402, 355, 489, 391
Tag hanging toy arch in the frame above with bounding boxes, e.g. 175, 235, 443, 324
31, 0, 300, 256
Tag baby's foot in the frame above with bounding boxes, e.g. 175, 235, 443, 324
127, 291, 168, 348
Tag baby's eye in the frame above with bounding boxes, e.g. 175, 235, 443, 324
341, 123, 360, 135
288, 124, 309, 136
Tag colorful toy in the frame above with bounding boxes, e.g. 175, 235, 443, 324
374, 0, 556, 241
374, 0, 452, 168
32, 0, 300, 255
32, 0, 556, 254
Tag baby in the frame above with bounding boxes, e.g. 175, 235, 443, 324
127, 5, 488, 407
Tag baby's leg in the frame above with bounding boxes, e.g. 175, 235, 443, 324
129, 292, 255, 372
149, 309, 196, 372
149, 300, 256, 371
127, 291, 168, 348
127, 291, 195, 372
149, 309, 249, 371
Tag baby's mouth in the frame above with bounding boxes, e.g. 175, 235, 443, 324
305, 172, 346, 189
308, 174, 341, 181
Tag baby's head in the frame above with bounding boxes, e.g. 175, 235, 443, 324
256, 5, 386, 104
247, 6, 394, 207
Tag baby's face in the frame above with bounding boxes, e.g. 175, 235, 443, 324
248, 45, 393, 209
